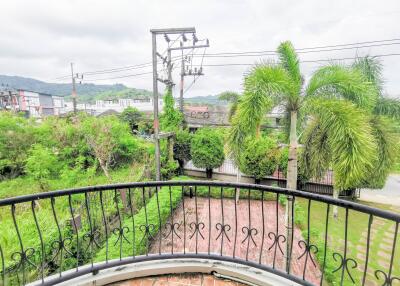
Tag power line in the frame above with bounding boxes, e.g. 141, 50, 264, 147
203, 38, 400, 56
52, 37, 400, 80
197, 42, 400, 58
186, 53, 400, 67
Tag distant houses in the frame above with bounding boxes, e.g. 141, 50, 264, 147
0, 87, 66, 117
0, 86, 162, 118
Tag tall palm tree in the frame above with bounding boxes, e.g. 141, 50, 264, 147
228, 41, 381, 272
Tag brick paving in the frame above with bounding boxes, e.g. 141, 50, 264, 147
109, 273, 246, 286
147, 197, 322, 285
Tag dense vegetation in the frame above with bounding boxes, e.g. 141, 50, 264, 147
0, 111, 151, 185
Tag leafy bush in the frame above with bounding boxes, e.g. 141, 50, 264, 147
278, 147, 289, 175
25, 144, 62, 190
191, 127, 225, 177
239, 137, 279, 182
173, 129, 193, 173
119, 107, 143, 133
0, 112, 35, 179
159, 89, 183, 131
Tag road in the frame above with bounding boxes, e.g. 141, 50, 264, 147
360, 174, 400, 207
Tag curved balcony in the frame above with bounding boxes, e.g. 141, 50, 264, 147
0, 181, 399, 286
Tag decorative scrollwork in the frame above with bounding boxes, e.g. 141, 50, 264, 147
297, 240, 318, 267
216, 223, 231, 242
112, 226, 130, 246
49, 237, 73, 262
189, 222, 205, 239
83, 230, 101, 252
10, 247, 36, 271
164, 222, 181, 239
241, 226, 258, 246
267, 232, 286, 255
375, 269, 400, 286
332, 252, 358, 284
139, 224, 155, 244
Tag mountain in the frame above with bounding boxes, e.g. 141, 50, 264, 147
0, 75, 153, 103
184, 95, 227, 105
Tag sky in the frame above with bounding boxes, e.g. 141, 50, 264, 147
1, 0, 400, 97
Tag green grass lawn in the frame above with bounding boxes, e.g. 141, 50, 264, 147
296, 198, 399, 286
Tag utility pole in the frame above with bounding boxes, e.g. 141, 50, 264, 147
70, 63, 83, 114
71, 63, 77, 113
150, 27, 197, 181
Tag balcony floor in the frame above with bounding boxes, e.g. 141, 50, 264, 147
149, 197, 321, 284
108, 273, 245, 286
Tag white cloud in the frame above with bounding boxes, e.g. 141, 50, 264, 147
1, 0, 399, 97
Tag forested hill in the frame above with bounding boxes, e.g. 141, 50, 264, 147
0, 75, 153, 103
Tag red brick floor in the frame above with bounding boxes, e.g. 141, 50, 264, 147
147, 197, 322, 285
109, 273, 245, 286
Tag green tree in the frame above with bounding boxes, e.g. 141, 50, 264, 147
173, 129, 193, 174
160, 89, 183, 131
239, 137, 279, 183
119, 107, 143, 133
82, 115, 142, 179
191, 127, 225, 178
25, 144, 61, 190
0, 112, 35, 179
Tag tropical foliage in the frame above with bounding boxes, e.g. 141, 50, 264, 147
173, 129, 193, 174
191, 127, 225, 178
160, 89, 183, 131
229, 41, 399, 208
239, 136, 280, 182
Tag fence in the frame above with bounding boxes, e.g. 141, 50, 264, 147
184, 160, 356, 198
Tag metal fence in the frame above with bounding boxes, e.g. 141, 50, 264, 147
184, 160, 343, 196
0, 181, 398, 286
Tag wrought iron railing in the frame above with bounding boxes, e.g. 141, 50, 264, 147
0, 181, 398, 286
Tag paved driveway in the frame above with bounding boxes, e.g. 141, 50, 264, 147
360, 174, 400, 207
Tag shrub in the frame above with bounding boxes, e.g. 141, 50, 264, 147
159, 89, 183, 131
173, 130, 193, 174
25, 144, 61, 190
191, 127, 225, 178
0, 112, 35, 179
239, 137, 279, 183
119, 107, 143, 133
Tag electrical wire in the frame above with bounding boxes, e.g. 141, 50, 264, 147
52, 37, 400, 80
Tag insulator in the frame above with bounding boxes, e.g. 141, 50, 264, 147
182, 33, 187, 42
164, 33, 170, 42
192, 33, 198, 44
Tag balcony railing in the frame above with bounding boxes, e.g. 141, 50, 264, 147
0, 181, 399, 286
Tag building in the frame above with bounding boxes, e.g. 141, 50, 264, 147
0, 87, 66, 117
64, 97, 163, 115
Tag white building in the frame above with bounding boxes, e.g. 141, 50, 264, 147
65, 97, 162, 115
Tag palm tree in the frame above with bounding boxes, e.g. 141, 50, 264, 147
218, 91, 241, 122
228, 41, 384, 272
301, 56, 400, 191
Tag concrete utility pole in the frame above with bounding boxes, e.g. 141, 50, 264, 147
150, 27, 196, 181
71, 63, 77, 113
